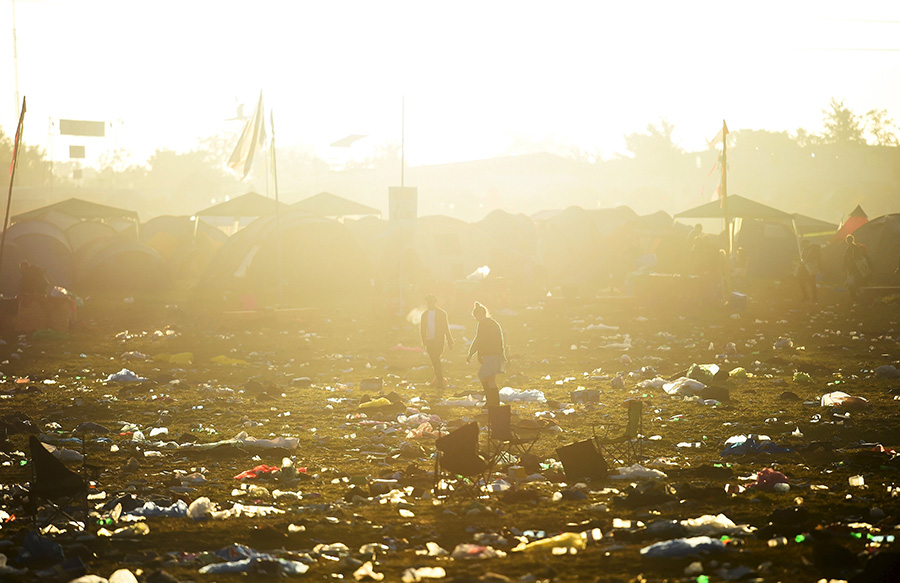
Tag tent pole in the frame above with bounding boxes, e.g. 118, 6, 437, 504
271, 109, 284, 308
721, 119, 732, 296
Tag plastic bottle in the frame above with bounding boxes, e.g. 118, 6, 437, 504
512, 532, 587, 554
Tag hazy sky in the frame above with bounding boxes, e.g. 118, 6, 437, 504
3, 0, 899, 168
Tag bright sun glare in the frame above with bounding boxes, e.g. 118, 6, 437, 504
2, 0, 900, 167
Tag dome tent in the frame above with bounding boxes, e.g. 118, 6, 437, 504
200, 210, 372, 306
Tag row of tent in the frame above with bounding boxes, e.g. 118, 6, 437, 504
0, 192, 891, 304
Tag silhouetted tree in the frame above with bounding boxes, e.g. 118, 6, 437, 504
622, 119, 683, 160
822, 98, 864, 145
864, 109, 898, 146
793, 127, 822, 148
0, 128, 52, 188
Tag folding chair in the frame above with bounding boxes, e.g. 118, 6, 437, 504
486, 405, 541, 471
433, 422, 489, 500
594, 399, 644, 466
27, 435, 89, 531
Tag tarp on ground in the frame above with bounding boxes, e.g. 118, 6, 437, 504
11, 198, 139, 224
291, 192, 381, 219
195, 192, 288, 218
675, 194, 794, 222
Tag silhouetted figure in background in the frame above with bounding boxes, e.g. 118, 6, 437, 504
689, 234, 723, 305
797, 240, 822, 302
420, 294, 453, 389
19, 261, 50, 297
467, 301, 505, 407
843, 235, 871, 303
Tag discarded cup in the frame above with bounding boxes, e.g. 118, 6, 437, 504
849, 475, 865, 487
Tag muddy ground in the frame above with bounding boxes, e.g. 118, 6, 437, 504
1, 281, 899, 583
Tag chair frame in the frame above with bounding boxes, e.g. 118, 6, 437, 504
485, 405, 541, 471
594, 399, 644, 466
433, 421, 490, 500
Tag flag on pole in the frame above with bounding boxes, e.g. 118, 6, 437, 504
9, 97, 26, 177
228, 92, 265, 180
708, 121, 729, 148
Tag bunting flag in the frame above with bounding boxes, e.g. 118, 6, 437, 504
9, 97, 26, 177
228, 92, 265, 180
708, 121, 729, 148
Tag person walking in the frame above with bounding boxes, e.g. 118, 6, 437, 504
466, 301, 506, 407
797, 240, 822, 302
843, 234, 871, 303
420, 295, 453, 389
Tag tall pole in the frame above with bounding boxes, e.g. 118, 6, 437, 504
722, 119, 732, 294
1, 97, 26, 283
11, 0, 20, 122
400, 96, 405, 187
271, 109, 284, 307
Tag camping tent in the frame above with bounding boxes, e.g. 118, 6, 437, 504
291, 192, 381, 220
832, 205, 868, 243
142, 216, 228, 287
74, 236, 170, 294
195, 192, 288, 234
200, 210, 372, 306
535, 206, 635, 290
792, 213, 838, 239
64, 221, 118, 253
675, 194, 794, 222
676, 194, 800, 278
11, 198, 139, 225
473, 209, 539, 286
0, 220, 74, 293
195, 192, 287, 218
844, 214, 900, 283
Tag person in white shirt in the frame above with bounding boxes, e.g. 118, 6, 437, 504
420, 294, 453, 389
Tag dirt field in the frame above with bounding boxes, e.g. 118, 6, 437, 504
1, 280, 899, 583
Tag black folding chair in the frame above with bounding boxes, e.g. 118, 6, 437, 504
594, 399, 644, 466
486, 405, 541, 471
27, 435, 89, 530
433, 422, 489, 500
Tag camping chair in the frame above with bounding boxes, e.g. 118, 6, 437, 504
485, 405, 541, 472
594, 399, 644, 466
433, 422, 489, 500
27, 435, 89, 531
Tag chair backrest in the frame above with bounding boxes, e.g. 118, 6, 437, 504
436, 422, 484, 477
29, 435, 84, 498
623, 399, 642, 438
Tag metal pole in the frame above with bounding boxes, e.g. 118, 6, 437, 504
12, 0, 20, 122
401, 96, 405, 187
271, 109, 284, 308
1, 97, 27, 284
722, 119, 732, 295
